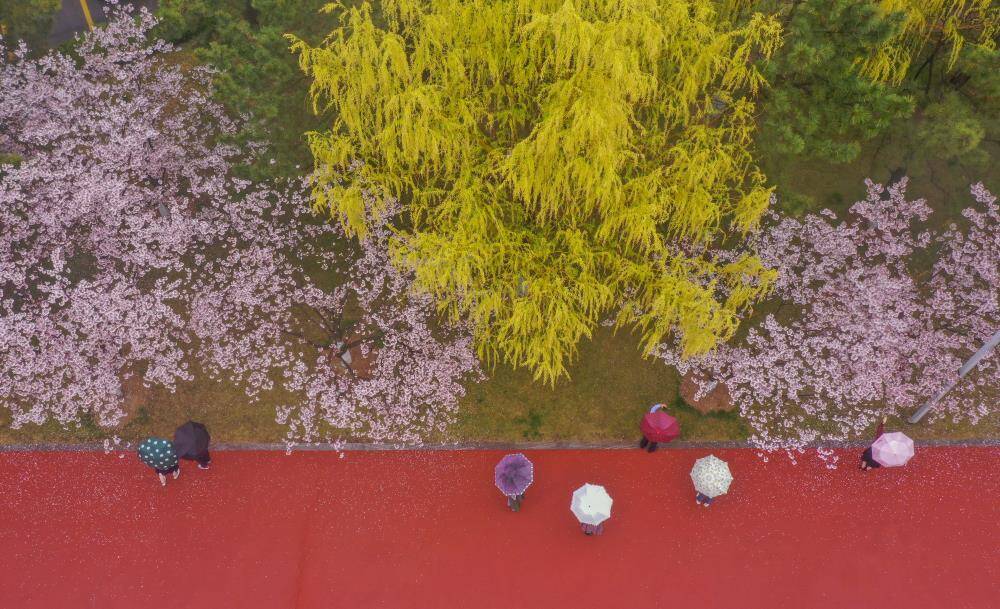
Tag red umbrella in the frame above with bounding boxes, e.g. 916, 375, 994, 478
640, 411, 680, 443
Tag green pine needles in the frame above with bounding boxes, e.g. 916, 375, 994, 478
862, 0, 999, 85
290, 0, 782, 383
758, 0, 915, 164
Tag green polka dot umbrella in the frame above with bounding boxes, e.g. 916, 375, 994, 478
138, 437, 178, 471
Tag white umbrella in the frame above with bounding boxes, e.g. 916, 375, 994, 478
570, 483, 612, 525
872, 432, 915, 467
690, 455, 733, 498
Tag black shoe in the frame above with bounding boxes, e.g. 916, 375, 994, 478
647, 442, 658, 453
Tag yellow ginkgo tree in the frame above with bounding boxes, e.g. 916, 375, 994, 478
289, 0, 782, 384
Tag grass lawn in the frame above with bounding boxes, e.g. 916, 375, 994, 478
2, 324, 996, 446
449, 328, 747, 443
765, 133, 999, 225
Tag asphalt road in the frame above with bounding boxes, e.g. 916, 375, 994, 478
1, 447, 997, 608
49, 0, 158, 47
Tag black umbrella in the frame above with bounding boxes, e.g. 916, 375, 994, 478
173, 421, 210, 458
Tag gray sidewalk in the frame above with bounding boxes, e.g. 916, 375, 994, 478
2, 437, 998, 452
49, 0, 158, 47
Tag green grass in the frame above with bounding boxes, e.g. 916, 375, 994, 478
0, 327, 744, 445
0, 369, 288, 446
764, 129, 1000, 224
3, 324, 995, 446
449, 327, 748, 443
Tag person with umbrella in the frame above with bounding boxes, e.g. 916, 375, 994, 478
571, 483, 612, 535
495, 453, 533, 511
138, 437, 180, 487
639, 403, 680, 453
871, 430, 915, 469
690, 454, 732, 508
860, 416, 887, 471
174, 421, 212, 470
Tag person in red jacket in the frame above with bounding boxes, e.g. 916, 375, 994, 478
860, 416, 888, 471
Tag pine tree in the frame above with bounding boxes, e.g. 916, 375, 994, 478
861, 0, 999, 85
154, 0, 332, 178
757, 0, 914, 163
904, 43, 999, 168
0, 0, 60, 54
289, 0, 782, 383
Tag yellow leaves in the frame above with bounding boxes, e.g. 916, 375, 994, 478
379, 34, 412, 84
730, 183, 773, 233
720, 14, 781, 95
855, 45, 911, 86
594, 200, 664, 255
395, 218, 614, 383
860, 0, 999, 84
503, 75, 637, 227
718, 253, 775, 309
662, 126, 734, 239
306, 131, 353, 169
380, 85, 461, 177
382, 0, 429, 33
616, 250, 773, 361
742, 12, 784, 61
331, 182, 371, 239
293, 0, 782, 384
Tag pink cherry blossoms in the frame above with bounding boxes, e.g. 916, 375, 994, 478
191, 193, 483, 445
0, 9, 480, 443
661, 179, 999, 452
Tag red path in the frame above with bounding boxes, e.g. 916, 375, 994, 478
1, 447, 998, 609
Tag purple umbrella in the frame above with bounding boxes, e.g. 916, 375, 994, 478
494, 453, 534, 497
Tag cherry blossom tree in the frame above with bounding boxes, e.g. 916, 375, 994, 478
660, 179, 999, 452
0, 8, 480, 443
190, 193, 482, 445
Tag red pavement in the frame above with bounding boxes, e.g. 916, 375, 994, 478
1, 447, 998, 609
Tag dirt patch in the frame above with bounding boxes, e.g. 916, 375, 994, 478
679, 372, 735, 414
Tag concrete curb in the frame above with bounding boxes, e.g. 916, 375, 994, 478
2, 438, 999, 452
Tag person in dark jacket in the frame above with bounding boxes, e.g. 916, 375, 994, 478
190, 449, 212, 470
174, 421, 212, 470
860, 416, 888, 471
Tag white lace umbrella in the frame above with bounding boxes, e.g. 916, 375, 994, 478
690, 455, 733, 498
872, 432, 915, 467
570, 484, 613, 525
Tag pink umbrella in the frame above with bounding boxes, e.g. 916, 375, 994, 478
640, 411, 680, 443
872, 432, 915, 467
